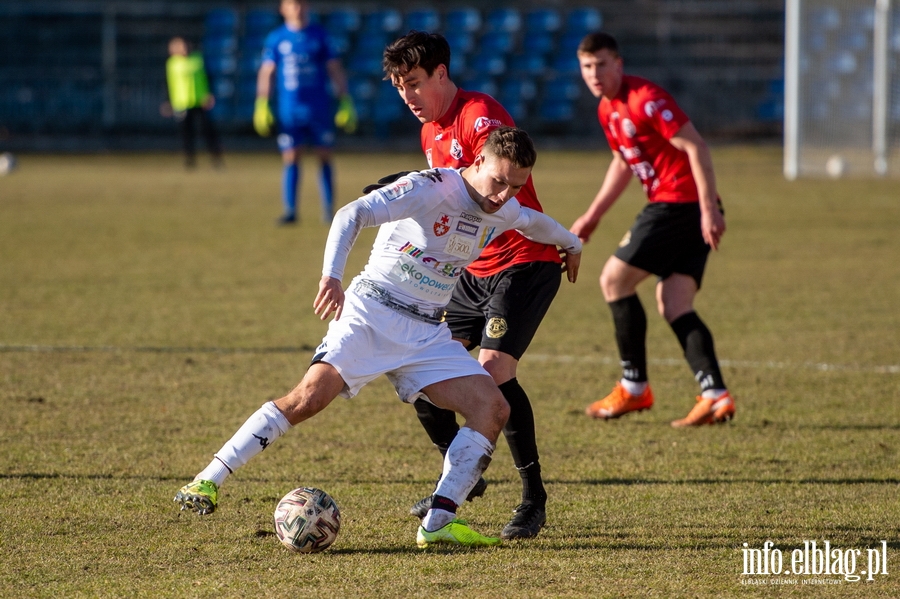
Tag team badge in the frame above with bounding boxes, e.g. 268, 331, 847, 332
486, 317, 508, 339
450, 138, 463, 160
433, 213, 452, 236
661, 109, 674, 122
618, 230, 632, 248
622, 118, 637, 138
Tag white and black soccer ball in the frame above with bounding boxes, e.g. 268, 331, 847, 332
273, 487, 341, 553
0, 152, 16, 176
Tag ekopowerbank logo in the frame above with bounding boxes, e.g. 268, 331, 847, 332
740, 540, 889, 585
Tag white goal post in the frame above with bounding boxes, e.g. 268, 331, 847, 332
784, 0, 898, 178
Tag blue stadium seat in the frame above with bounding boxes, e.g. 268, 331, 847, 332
525, 8, 561, 33
347, 51, 384, 77
461, 75, 498, 98
538, 98, 575, 122
444, 31, 476, 56
203, 35, 237, 56
324, 8, 361, 34
204, 54, 237, 75
543, 76, 581, 102
445, 7, 482, 32
405, 9, 440, 32
486, 8, 522, 33
361, 9, 402, 34
468, 52, 506, 77
564, 7, 602, 34
205, 8, 238, 35
353, 32, 391, 60
245, 9, 279, 36
499, 76, 537, 102
327, 33, 353, 57
508, 53, 546, 77
524, 31, 556, 56
478, 31, 516, 55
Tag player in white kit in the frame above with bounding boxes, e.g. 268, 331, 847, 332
175, 127, 582, 548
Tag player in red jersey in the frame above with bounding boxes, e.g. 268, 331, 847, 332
571, 32, 735, 427
382, 31, 568, 539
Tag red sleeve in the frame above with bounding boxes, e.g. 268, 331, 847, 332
459, 96, 514, 158
631, 83, 689, 140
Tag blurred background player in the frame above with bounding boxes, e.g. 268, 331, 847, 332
383, 31, 568, 539
254, 0, 356, 224
160, 36, 223, 169
570, 32, 734, 428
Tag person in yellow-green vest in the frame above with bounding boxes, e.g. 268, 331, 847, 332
161, 36, 224, 168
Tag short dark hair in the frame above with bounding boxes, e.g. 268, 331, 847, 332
382, 31, 452, 79
483, 126, 537, 169
577, 31, 620, 57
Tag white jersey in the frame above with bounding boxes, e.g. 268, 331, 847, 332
323, 168, 580, 312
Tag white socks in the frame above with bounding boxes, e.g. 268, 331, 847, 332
422, 427, 495, 531
196, 401, 292, 486
621, 379, 647, 395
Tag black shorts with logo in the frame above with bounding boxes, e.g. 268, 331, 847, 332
614, 201, 719, 288
444, 260, 561, 360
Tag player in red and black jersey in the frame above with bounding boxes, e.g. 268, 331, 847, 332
572, 31, 734, 427
382, 31, 568, 539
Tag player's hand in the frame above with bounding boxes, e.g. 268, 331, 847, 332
334, 94, 358, 134
561, 250, 581, 283
570, 214, 599, 243
314, 276, 345, 321
701, 207, 726, 250
253, 97, 274, 137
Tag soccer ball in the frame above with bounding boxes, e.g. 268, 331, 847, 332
0, 152, 16, 176
825, 154, 846, 178
273, 487, 341, 553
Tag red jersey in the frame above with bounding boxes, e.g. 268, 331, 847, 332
598, 75, 699, 203
421, 88, 561, 277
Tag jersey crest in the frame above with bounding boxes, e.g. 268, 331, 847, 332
450, 138, 463, 160
433, 213, 452, 236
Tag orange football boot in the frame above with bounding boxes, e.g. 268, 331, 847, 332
585, 382, 654, 419
671, 391, 735, 427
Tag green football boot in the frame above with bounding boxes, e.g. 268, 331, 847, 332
174, 479, 219, 515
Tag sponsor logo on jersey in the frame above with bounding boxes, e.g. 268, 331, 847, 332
455, 221, 478, 236
644, 101, 657, 117
620, 146, 642, 160
391, 257, 456, 296
458, 211, 483, 223
478, 226, 498, 248
434, 133, 444, 140
474, 116, 503, 133
444, 233, 474, 259
398, 242, 465, 278
433, 213, 452, 236
486, 317, 508, 339
450, 138, 463, 160
622, 118, 637, 138
278, 40, 292, 54
384, 178, 414, 200
426, 148, 433, 167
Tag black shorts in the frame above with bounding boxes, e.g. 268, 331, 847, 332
444, 261, 561, 360
614, 201, 718, 288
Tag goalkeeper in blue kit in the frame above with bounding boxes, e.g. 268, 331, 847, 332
255, 0, 356, 224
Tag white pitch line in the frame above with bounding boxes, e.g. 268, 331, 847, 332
1, 345, 898, 375
524, 354, 900, 375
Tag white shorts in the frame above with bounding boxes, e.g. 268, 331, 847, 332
313, 291, 489, 402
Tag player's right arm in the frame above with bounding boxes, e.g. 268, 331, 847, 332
570, 151, 632, 242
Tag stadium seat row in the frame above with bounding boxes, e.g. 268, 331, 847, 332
199, 6, 603, 132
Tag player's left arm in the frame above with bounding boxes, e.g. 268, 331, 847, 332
669, 122, 726, 250
513, 207, 583, 283
326, 58, 349, 97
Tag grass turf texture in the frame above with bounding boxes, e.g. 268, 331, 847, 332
1, 149, 898, 598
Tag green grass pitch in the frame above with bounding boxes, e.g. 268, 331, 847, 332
1, 148, 898, 597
